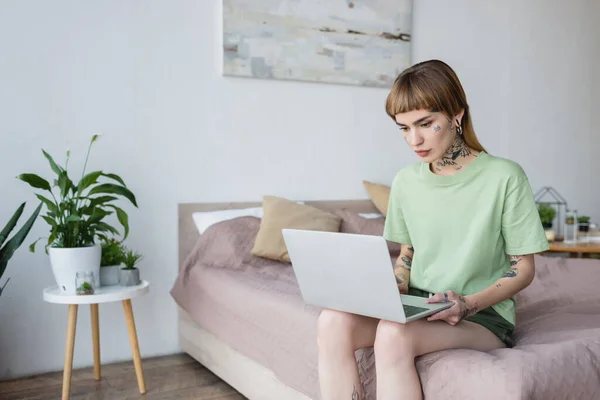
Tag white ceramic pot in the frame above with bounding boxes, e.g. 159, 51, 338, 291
100, 265, 121, 286
48, 244, 101, 294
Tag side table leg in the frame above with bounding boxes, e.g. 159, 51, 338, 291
122, 299, 146, 394
90, 303, 101, 380
62, 304, 78, 400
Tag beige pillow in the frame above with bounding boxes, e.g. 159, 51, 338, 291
363, 180, 391, 216
251, 196, 342, 262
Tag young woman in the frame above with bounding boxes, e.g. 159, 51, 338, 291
317, 60, 549, 400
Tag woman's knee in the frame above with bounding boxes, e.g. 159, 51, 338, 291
317, 309, 357, 350
374, 320, 415, 361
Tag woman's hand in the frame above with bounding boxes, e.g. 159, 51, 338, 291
425, 290, 478, 325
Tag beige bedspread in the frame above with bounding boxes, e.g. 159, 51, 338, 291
170, 217, 600, 400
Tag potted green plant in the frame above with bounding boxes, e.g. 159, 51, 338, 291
119, 248, 142, 286
17, 135, 138, 294
100, 238, 125, 286
538, 204, 556, 230
578, 216, 590, 232
565, 216, 575, 225
0, 202, 42, 297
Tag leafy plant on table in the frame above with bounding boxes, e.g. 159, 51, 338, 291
101, 238, 125, 267
122, 249, 143, 270
0, 202, 42, 297
16, 135, 138, 252
537, 204, 556, 228
578, 216, 590, 224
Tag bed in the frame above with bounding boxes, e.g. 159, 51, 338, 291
170, 200, 600, 400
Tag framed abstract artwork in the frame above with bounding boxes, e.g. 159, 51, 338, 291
222, 0, 412, 88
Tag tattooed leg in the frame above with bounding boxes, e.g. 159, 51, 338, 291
317, 310, 377, 400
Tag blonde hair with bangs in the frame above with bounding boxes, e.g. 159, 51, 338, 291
385, 60, 486, 153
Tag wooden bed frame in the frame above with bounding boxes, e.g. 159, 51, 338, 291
177, 199, 379, 400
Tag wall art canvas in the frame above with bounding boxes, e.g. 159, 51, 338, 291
222, 0, 412, 88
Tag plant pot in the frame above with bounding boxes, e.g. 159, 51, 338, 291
542, 222, 553, 230
48, 244, 101, 294
545, 230, 556, 242
100, 265, 121, 286
579, 223, 590, 232
119, 268, 141, 286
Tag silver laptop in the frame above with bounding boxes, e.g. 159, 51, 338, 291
282, 229, 453, 323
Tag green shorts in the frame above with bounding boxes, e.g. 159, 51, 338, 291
408, 288, 514, 348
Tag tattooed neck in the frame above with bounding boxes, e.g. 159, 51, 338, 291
433, 132, 476, 174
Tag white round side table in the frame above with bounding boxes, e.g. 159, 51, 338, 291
43, 280, 150, 400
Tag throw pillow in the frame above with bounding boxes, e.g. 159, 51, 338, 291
251, 196, 342, 262
334, 208, 402, 256
362, 180, 391, 216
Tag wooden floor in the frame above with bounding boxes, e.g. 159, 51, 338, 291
0, 353, 246, 400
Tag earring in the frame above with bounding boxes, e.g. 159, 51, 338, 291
455, 119, 463, 135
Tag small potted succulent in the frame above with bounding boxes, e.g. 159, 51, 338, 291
538, 204, 556, 241
100, 238, 125, 286
578, 216, 590, 232
538, 204, 556, 230
119, 248, 142, 286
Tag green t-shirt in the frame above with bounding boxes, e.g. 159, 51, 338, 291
383, 151, 549, 325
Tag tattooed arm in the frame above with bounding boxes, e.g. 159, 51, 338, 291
464, 254, 536, 314
393, 244, 414, 294
427, 254, 535, 325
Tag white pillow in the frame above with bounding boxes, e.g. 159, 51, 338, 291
359, 212, 384, 219
192, 207, 264, 234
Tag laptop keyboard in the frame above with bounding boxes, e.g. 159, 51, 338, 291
403, 304, 430, 317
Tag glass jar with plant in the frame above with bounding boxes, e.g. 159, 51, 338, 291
75, 271, 95, 295
119, 248, 143, 287
100, 238, 125, 286
17, 135, 138, 293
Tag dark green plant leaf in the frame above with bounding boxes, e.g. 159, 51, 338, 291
0, 203, 42, 279
29, 237, 44, 253
0, 203, 25, 247
102, 173, 126, 187
42, 216, 57, 227
77, 171, 102, 194
46, 232, 57, 250
0, 277, 11, 297
35, 194, 59, 215
42, 150, 63, 175
58, 172, 73, 198
88, 184, 138, 207
106, 205, 129, 240
93, 222, 120, 235
86, 195, 118, 209
66, 215, 82, 223
17, 174, 51, 191
87, 208, 111, 224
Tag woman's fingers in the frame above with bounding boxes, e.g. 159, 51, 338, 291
425, 290, 453, 304
427, 307, 454, 322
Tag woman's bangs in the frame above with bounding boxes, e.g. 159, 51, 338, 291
385, 77, 442, 119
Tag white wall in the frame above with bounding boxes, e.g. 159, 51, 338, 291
0, 0, 598, 379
